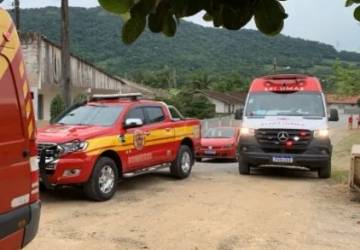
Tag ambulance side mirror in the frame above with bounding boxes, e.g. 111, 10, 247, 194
124, 118, 143, 129
328, 109, 339, 122
234, 109, 243, 120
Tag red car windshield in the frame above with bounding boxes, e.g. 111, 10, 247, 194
205, 128, 235, 138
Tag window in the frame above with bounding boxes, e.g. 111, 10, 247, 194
168, 105, 183, 120
57, 105, 123, 126
126, 107, 145, 123
205, 128, 236, 138
145, 106, 165, 124
245, 92, 325, 117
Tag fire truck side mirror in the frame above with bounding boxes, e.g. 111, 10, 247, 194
124, 118, 143, 129
234, 109, 243, 120
328, 109, 339, 122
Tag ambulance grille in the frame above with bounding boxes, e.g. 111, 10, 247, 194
255, 129, 313, 153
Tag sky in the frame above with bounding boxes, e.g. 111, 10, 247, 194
1, 0, 359, 52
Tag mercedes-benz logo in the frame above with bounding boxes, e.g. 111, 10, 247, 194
277, 131, 289, 142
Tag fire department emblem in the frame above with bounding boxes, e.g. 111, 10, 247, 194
133, 130, 145, 150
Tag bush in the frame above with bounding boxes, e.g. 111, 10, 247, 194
73, 93, 87, 104
50, 94, 65, 120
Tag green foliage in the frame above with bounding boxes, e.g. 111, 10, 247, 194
50, 94, 65, 120
73, 93, 88, 104
158, 90, 215, 119
98, 0, 287, 44
346, 0, 360, 21
332, 61, 360, 95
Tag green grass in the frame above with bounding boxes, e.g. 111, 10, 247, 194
332, 131, 360, 183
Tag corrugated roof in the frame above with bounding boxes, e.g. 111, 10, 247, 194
326, 94, 360, 105
195, 90, 247, 105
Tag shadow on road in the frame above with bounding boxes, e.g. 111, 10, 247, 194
250, 166, 319, 180
40, 170, 176, 203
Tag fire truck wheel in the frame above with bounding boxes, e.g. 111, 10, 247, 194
239, 159, 250, 175
84, 157, 119, 201
318, 161, 331, 179
171, 145, 193, 179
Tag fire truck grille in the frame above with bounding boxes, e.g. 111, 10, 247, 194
255, 129, 313, 153
37, 143, 60, 173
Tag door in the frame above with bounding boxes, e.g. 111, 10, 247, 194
123, 106, 153, 171
143, 106, 175, 165
0, 55, 31, 214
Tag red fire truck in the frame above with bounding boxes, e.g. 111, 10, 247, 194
0, 8, 41, 249
38, 94, 201, 201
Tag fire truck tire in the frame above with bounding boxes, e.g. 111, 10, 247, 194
84, 157, 119, 201
170, 145, 193, 179
239, 159, 250, 175
318, 161, 331, 179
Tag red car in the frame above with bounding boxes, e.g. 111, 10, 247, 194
196, 127, 240, 161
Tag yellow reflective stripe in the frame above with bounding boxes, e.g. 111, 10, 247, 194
0, 34, 20, 80
19, 61, 24, 78
23, 80, 29, 98
25, 100, 31, 118
85, 125, 197, 156
28, 120, 34, 138
0, 9, 13, 45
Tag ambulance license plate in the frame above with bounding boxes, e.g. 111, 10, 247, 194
272, 156, 293, 164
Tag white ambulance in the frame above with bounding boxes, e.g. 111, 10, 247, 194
236, 74, 339, 178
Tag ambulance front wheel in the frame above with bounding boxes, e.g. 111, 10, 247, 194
239, 159, 250, 175
84, 157, 119, 201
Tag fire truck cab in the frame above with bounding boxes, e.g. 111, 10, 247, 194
0, 9, 41, 249
236, 74, 339, 178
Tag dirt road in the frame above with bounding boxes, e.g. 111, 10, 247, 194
27, 129, 360, 250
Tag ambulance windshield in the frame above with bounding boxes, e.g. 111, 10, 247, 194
245, 92, 325, 117
57, 105, 123, 126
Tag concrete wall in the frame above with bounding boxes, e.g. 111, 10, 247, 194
21, 33, 156, 121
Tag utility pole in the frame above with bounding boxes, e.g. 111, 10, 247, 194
61, 0, 71, 107
273, 57, 277, 73
14, 0, 20, 30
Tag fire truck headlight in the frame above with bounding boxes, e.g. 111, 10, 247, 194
58, 140, 88, 155
314, 129, 329, 138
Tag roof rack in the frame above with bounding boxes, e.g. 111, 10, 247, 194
91, 93, 143, 101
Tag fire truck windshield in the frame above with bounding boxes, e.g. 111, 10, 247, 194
57, 105, 124, 126
245, 92, 325, 117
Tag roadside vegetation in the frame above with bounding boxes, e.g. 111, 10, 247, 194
332, 130, 360, 183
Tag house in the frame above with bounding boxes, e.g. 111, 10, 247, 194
195, 90, 247, 114
326, 94, 360, 114
21, 33, 155, 121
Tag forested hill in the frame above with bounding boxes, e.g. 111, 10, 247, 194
18, 7, 360, 89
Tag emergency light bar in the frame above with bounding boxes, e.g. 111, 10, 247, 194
91, 93, 143, 101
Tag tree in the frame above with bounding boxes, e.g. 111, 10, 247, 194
332, 62, 360, 96
158, 90, 216, 119
50, 94, 65, 120
98, 0, 360, 44
61, 0, 71, 107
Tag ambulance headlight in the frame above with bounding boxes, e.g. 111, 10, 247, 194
314, 129, 329, 138
58, 140, 88, 155
240, 127, 255, 136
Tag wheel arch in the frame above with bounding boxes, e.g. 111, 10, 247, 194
180, 137, 195, 161
97, 150, 123, 177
